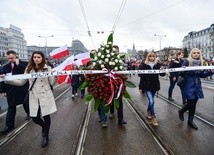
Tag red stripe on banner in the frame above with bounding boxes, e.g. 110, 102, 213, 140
82, 58, 91, 65
57, 64, 72, 84
51, 50, 69, 59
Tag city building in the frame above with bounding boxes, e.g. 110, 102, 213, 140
71, 39, 88, 55
127, 43, 137, 60
183, 23, 214, 59
0, 25, 27, 63
27, 39, 88, 60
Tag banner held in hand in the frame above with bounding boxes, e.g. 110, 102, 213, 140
49, 45, 69, 59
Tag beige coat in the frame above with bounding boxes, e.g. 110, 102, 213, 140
6, 65, 57, 117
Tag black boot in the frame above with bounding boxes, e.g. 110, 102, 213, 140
188, 116, 198, 130
41, 127, 45, 137
41, 135, 49, 148
178, 104, 189, 121
178, 110, 184, 121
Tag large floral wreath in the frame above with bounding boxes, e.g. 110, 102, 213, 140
80, 33, 136, 112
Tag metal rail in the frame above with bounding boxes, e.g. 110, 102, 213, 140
0, 86, 71, 147
125, 99, 176, 155
157, 94, 214, 128
75, 102, 92, 155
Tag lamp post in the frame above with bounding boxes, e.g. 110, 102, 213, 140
154, 34, 166, 59
38, 35, 54, 56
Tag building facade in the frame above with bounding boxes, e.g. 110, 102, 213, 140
0, 27, 9, 63
0, 25, 27, 63
27, 39, 88, 59
71, 39, 88, 55
182, 23, 214, 59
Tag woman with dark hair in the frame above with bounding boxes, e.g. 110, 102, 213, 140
5, 51, 57, 147
178, 48, 214, 130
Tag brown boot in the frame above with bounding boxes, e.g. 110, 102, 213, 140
151, 116, 158, 126
147, 111, 152, 119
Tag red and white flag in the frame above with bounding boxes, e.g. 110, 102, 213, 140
73, 52, 91, 66
53, 52, 91, 84
54, 55, 74, 71
49, 45, 69, 59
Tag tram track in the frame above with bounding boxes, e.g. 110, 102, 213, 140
1, 77, 212, 153
134, 77, 214, 128
74, 98, 177, 155
125, 99, 176, 155
74, 102, 91, 155
157, 94, 214, 128
0, 84, 71, 147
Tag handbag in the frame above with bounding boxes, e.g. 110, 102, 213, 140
24, 78, 37, 104
177, 76, 185, 87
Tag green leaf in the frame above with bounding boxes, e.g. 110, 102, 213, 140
125, 80, 136, 88
123, 89, 131, 102
107, 33, 113, 43
85, 93, 94, 104
94, 99, 100, 112
104, 105, 110, 114
79, 81, 89, 90
90, 52, 94, 59
119, 54, 126, 59
114, 99, 120, 109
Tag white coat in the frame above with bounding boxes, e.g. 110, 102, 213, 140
6, 65, 57, 117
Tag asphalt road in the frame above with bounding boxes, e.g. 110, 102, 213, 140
0, 76, 213, 155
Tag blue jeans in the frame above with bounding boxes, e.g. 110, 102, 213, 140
98, 102, 107, 123
168, 77, 177, 98
145, 90, 156, 116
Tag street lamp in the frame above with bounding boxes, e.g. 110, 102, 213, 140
154, 34, 166, 59
38, 35, 54, 56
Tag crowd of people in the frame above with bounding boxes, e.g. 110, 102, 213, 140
0, 51, 56, 148
138, 48, 214, 129
0, 47, 213, 148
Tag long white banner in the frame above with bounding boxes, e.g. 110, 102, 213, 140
0, 66, 213, 82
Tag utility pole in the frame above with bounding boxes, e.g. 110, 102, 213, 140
38, 35, 54, 56
154, 34, 166, 60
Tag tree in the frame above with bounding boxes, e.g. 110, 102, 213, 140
143, 49, 148, 58
184, 47, 188, 57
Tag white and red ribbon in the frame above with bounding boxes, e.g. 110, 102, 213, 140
0, 66, 214, 82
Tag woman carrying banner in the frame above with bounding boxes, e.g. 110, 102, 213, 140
178, 48, 214, 130
4, 51, 57, 147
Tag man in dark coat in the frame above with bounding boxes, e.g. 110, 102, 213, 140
167, 51, 185, 103
0, 50, 29, 134
109, 45, 127, 125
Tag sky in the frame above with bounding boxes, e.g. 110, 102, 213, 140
0, 0, 214, 52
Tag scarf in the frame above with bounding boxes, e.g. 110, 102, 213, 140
192, 59, 201, 66
148, 62, 155, 69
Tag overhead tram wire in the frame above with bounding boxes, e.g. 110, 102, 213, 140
78, 0, 95, 48
27, 0, 86, 30
111, 0, 127, 34
118, 0, 187, 29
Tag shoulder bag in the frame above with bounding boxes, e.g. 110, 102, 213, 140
24, 78, 37, 104
177, 76, 185, 87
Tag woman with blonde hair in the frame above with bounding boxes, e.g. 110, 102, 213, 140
178, 48, 214, 129
139, 52, 165, 126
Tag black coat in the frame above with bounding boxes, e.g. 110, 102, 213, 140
138, 63, 164, 91
168, 58, 183, 78
1, 60, 29, 106
71, 74, 80, 87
